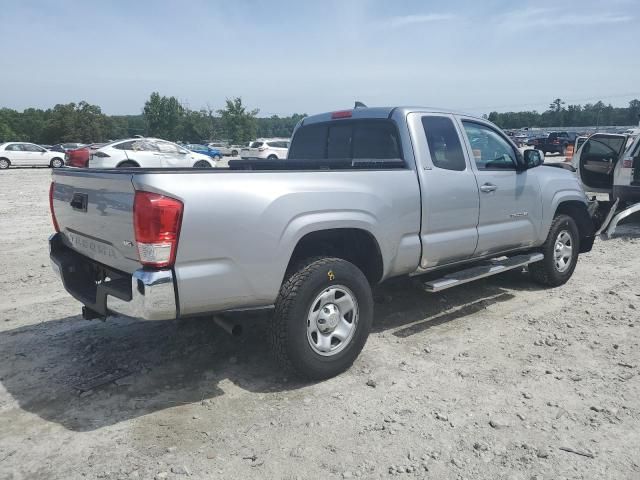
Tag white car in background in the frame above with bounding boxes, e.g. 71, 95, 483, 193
207, 142, 239, 157
0, 142, 65, 169
240, 138, 290, 160
88, 138, 217, 168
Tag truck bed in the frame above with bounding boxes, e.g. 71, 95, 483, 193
51, 166, 422, 317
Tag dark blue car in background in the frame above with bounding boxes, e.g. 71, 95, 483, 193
185, 144, 223, 159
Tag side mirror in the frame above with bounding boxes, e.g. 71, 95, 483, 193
523, 149, 544, 169
178, 149, 189, 155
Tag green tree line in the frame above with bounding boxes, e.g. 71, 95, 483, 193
487, 98, 640, 129
0, 93, 306, 145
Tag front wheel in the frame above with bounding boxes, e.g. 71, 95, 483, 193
231, 149, 238, 157
0, 158, 9, 170
529, 214, 580, 287
50, 158, 64, 168
270, 257, 373, 380
193, 160, 211, 168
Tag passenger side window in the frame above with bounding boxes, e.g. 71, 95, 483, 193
462, 121, 517, 170
156, 141, 180, 153
114, 141, 135, 150
24, 144, 44, 152
421, 116, 466, 171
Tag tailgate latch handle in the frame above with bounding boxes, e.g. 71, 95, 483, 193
70, 193, 89, 212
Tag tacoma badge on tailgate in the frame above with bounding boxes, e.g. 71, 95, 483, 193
67, 232, 118, 260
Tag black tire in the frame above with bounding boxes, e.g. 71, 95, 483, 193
193, 160, 211, 168
270, 257, 373, 380
0, 158, 10, 170
50, 157, 64, 168
267, 155, 278, 160
117, 161, 139, 168
231, 149, 238, 157
529, 214, 580, 287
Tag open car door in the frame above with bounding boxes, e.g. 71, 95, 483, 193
573, 133, 628, 196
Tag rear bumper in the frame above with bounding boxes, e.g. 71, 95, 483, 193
49, 233, 177, 320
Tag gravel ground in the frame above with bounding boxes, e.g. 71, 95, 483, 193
0, 168, 639, 480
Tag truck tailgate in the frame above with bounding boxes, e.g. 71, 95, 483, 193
51, 169, 140, 274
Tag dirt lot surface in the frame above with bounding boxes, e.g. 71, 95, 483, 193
1, 168, 639, 480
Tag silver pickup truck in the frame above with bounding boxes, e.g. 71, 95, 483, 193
49, 107, 595, 379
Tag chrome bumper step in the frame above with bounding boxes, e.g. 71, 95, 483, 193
422, 253, 544, 293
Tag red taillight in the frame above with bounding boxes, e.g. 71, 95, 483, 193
553, 139, 560, 144
133, 191, 183, 268
622, 159, 633, 168
49, 182, 60, 232
331, 110, 352, 119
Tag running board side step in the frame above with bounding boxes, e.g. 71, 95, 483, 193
422, 253, 544, 293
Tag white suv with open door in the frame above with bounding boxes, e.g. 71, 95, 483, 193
0, 142, 65, 169
88, 138, 216, 168
573, 133, 640, 203
240, 138, 290, 160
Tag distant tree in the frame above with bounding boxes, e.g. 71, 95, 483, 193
143, 92, 185, 140
41, 101, 109, 143
549, 98, 565, 112
217, 97, 259, 144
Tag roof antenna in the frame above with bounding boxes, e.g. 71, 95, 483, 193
354, 101, 367, 109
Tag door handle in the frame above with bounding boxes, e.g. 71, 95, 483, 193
480, 183, 497, 193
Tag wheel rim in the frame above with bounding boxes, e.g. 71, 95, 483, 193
0, 159, 8, 169
554, 230, 573, 272
307, 285, 359, 357
52, 159, 62, 167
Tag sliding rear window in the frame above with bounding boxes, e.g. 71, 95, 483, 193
288, 119, 404, 166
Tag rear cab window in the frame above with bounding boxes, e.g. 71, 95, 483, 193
288, 119, 404, 167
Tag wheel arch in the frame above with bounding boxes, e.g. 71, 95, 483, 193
554, 200, 595, 253
285, 228, 384, 285
116, 159, 140, 168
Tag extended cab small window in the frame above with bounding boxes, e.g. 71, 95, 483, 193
462, 121, 517, 170
421, 116, 466, 171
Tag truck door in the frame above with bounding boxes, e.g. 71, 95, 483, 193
573, 133, 628, 195
409, 113, 479, 268
459, 119, 542, 256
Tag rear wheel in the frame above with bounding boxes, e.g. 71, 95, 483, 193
231, 149, 238, 157
270, 257, 373, 380
267, 154, 278, 160
529, 214, 580, 287
193, 160, 211, 168
50, 158, 64, 168
0, 158, 9, 170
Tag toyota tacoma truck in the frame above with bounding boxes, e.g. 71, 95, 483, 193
49, 107, 595, 379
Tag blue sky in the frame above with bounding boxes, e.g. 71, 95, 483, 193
1, 0, 638, 116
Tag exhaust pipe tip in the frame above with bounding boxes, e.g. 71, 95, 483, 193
213, 315, 243, 336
